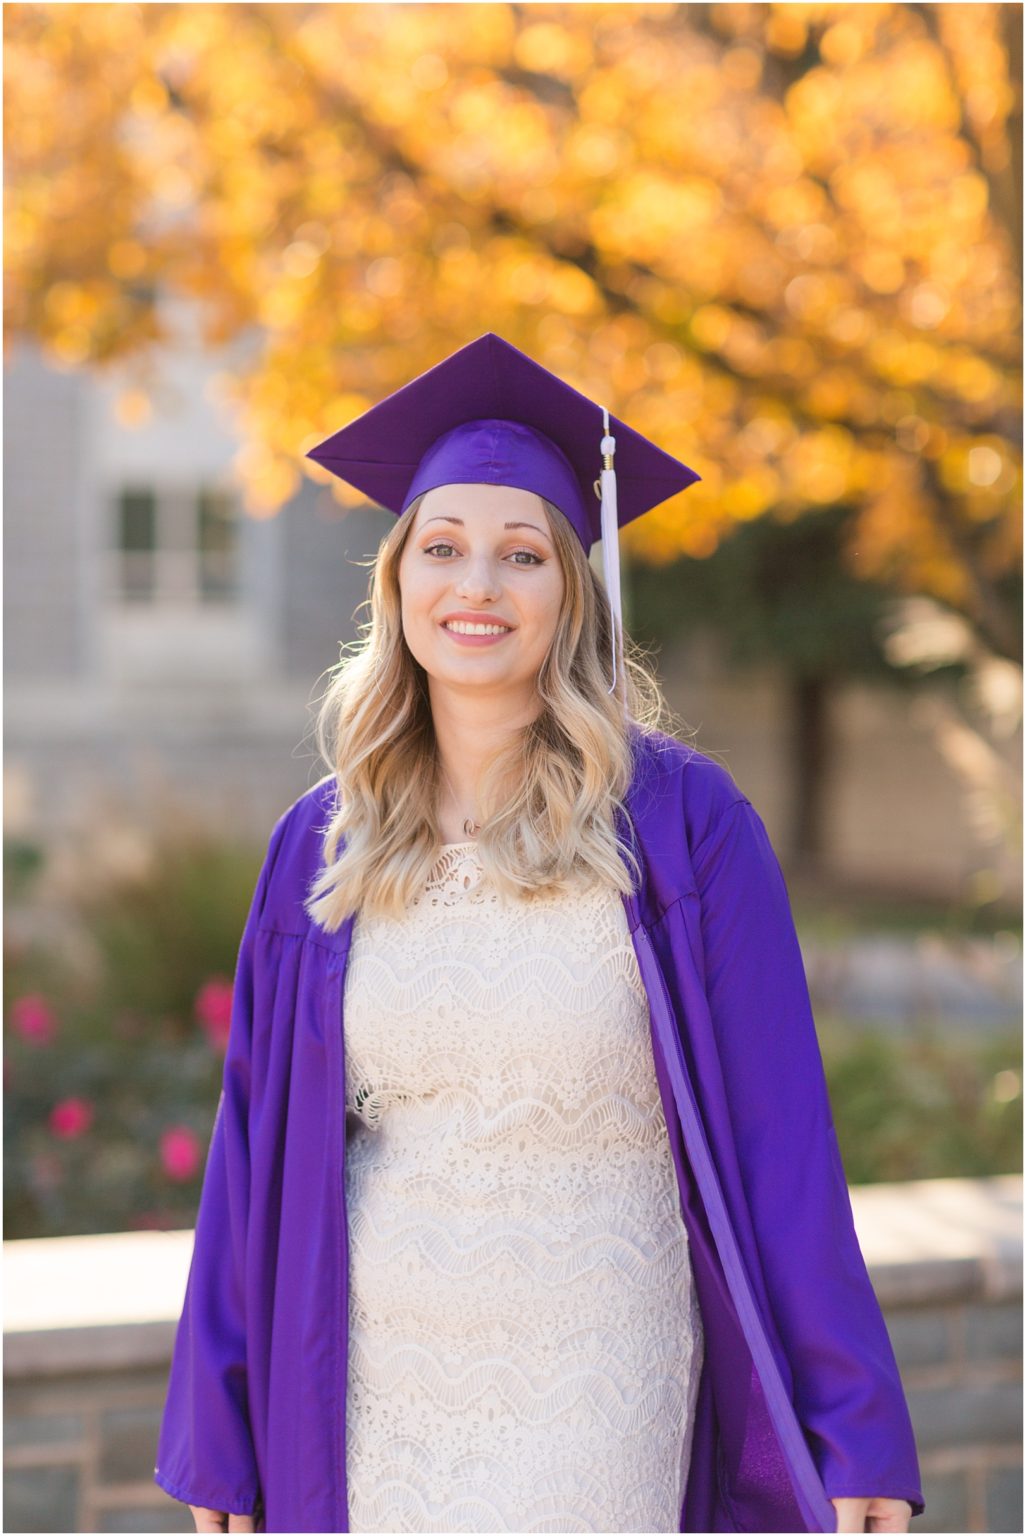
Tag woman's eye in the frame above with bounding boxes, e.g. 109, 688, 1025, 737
423, 543, 543, 566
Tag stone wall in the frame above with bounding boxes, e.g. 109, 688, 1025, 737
853, 1177, 1022, 1532
4, 1177, 1021, 1533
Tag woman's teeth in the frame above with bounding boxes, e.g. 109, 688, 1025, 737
443, 621, 511, 635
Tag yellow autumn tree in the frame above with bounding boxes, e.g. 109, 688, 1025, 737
4, 1, 1021, 661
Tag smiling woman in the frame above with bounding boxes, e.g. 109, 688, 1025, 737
155, 334, 923, 1535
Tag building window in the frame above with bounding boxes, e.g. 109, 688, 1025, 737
112, 483, 240, 604
117, 488, 158, 601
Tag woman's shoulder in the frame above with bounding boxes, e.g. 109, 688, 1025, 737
629, 724, 751, 853
254, 773, 340, 935
267, 772, 338, 850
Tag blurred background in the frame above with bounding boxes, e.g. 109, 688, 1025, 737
3, 3, 1021, 1532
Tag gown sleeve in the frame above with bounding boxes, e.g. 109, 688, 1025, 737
153, 809, 290, 1518
693, 796, 925, 1517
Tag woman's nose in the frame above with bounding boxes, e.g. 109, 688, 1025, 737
455, 557, 502, 601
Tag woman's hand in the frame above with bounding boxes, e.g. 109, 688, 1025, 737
189, 1506, 257, 1532
831, 1495, 913, 1532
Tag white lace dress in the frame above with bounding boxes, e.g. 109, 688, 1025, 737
342, 841, 704, 1534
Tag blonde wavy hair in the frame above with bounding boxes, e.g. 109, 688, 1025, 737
304, 491, 692, 929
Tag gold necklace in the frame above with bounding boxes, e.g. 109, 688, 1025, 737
440, 762, 480, 838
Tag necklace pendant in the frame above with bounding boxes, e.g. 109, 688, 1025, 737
463, 816, 479, 837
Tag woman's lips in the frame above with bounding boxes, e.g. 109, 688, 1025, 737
439, 622, 515, 647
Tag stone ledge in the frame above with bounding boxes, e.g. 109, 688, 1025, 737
4, 1175, 1021, 1377
4, 1322, 176, 1379
847, 1174, 1022, 1308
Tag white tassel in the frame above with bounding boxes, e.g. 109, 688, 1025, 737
598, 407, 624, 702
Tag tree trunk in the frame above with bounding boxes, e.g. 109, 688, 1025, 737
789, 673, 831, 879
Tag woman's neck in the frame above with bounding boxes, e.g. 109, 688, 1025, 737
429, 689, 538, 841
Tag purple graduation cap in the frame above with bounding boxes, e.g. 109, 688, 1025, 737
305, 332, 701, 699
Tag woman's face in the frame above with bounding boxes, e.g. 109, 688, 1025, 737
398, 482, 566, 703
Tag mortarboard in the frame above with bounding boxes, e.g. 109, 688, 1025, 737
305, 332, 701, 701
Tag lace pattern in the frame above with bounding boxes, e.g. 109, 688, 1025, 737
342, 842, 704, 1532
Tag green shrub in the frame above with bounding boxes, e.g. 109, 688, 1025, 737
820, 1018, 1022, 1185
4, 823, 263, 1239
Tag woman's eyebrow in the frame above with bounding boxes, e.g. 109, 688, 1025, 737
422, 515, 549, 537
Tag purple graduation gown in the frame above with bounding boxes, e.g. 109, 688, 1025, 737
153, 726, 925, 1532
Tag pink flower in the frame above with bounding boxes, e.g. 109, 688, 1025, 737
49, 1097, 94, 1138
160, 1125, 202, 1182
9, 993, 56, 1045
194, 977, 234, 1052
